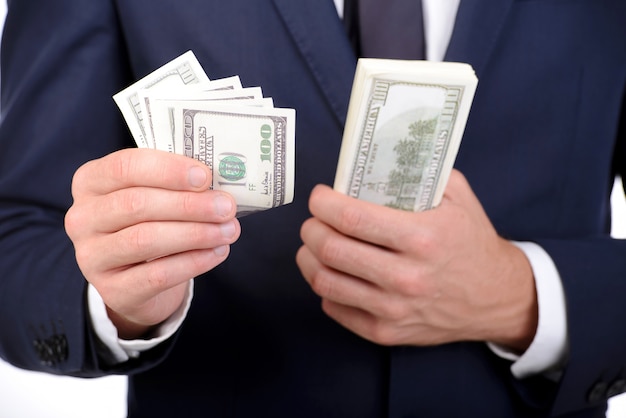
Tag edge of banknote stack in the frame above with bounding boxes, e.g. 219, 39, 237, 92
112, 51, 296, 217
333, 58, 478, 212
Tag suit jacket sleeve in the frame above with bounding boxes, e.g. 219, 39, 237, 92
0, 0, 171, 376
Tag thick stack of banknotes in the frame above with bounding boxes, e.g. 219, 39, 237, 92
334, 58, 478, 212
113, 51, 296, 217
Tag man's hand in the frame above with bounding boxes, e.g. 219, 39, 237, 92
65, 149, 241, 339
296, 169, 537, 352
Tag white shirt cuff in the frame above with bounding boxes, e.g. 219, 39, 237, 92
87, 281, 193, 364
488, 241, 569, 379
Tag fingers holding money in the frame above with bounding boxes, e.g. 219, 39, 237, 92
77, 217, 240, 272
65, 148, 241, 335
306, 184, 421, 253
67, 186, 237, 238
298, 173, 537, 349
65, 148, 240, 266
96, 243, 230, 338
86, 223, 237, 320
71, 148, 213, 197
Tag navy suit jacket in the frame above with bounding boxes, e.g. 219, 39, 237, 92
1, 0, 625, 417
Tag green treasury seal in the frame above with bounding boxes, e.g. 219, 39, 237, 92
218, 154, 247, 181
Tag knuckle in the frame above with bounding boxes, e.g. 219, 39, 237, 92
369, 321, 397, 346
391, 271, 426, 298
317, 237, 340, 265
378, 302, 408, 322
188, 248, 217, 271
180, 192, 198, 217
64, 204, 93, 240
406, 227, 437, 254
73, 246, 91, 271
337, 205, 366, 234
309, 270, 334, 298
111, 150, 133, 181
126, 224, 156, 256
64, 207, 80, 238
119, 190, 148, 217
144, 262, 171, 290
70, 164, 88, 194
186, 223, 212, 247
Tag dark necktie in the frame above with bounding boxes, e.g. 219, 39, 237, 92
343, 0, 426, 60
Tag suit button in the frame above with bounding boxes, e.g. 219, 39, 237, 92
33, 338, 54, 366
32, 334, 69, 366
587, 381, 608, 403
51, 334, 69, 362
607, 379, 626, 398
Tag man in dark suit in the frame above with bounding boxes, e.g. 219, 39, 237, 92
1, 0, 625, 417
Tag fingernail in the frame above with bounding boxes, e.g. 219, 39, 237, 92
188, 166, 207, 188
214, 245, 229, 257
215, 195, 233, 217
220, 220, 236, 238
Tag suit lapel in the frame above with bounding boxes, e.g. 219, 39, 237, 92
445, 0, 515, 76
271, 0, 516, 120
272, 0, 357, 125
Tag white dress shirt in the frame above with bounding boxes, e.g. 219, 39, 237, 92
89, 0, 568, 380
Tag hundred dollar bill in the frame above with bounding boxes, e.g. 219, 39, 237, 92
112, 50, 210, 148
170, 103, 295, 216
138, 76, 246, 148
334, 58, 478, 212
142, 87, 266, 152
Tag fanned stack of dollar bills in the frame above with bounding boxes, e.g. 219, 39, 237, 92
334, 58, 478, 212
113, 51, 296, 217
